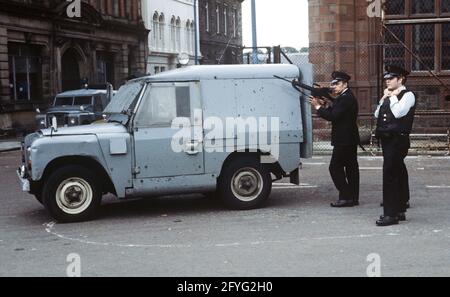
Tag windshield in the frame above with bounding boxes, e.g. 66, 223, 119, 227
74, 96, 93, 105
104, 81, 144, 124
54, 97, 73, 106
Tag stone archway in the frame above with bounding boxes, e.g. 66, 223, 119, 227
61, 48, 81, 91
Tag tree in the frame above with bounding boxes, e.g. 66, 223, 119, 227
282, 47, 299, 54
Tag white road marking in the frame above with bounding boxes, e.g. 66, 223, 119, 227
43, 222, 449, 249
273, 183, 312, 186
273, 183, 318, 189
426, 186, 450, 189
360, 167, 382, 170
273, 186, 318, 189
303, 163, 326, 166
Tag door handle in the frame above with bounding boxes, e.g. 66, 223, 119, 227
185, 140, 201, 155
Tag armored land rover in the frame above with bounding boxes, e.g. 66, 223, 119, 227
18, 64, 313, 222
35, 87, 114, 129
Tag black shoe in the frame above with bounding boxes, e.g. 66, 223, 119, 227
376, 216, 399, 226
330, 200, 355, 208
380, 202, 383, 207
380, 213, 406, 221
353, 201, 359, 206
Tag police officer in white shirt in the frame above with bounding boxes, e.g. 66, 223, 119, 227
374, 65, 416, 226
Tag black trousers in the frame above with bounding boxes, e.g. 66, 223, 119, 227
381, 135, 410, 216
329, 145, 360, 202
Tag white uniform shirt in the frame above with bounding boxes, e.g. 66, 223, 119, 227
374, 86, 416, 119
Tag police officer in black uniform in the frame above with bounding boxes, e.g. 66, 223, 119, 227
375, 65, 416, 226
310, 71, 360, 207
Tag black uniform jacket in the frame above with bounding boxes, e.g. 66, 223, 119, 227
317, 89, 360, 146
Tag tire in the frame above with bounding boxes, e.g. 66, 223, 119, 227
34, 193, 43, 204
42, 165, 102, 223
218, 155, 272, 210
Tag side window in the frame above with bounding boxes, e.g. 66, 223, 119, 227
94, 95, 103, 112
135, 84, 191, 127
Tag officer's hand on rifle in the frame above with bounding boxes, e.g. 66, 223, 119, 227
309, 96, 325, 110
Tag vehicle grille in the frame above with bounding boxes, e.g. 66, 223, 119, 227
47, 113, 68, 127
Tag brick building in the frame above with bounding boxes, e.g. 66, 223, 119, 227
308, 0, 450, 120
0, 0, 148, 132
198, 0, 244, 65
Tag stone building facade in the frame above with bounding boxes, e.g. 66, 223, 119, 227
0, 0, 148, 132
308, 0, 450, 115
198, 0, 244, 65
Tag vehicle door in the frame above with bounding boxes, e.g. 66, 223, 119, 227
132, 81, 204, 178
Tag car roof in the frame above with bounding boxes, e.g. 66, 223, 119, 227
56, 89, 108, 97
133, 64, 300, 82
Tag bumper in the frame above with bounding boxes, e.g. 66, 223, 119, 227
16, 166, 31, 192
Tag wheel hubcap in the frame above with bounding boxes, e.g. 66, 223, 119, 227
231, 168, 263, 202
56, 177, 93, 215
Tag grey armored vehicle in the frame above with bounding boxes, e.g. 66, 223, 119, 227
18, 64, 313, 222
36, 88, 113, 129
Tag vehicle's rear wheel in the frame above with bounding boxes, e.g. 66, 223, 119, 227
42, 165, 102, 223
219, 155, 272, 210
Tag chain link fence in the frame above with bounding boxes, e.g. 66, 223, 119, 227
242, 28, 450, 155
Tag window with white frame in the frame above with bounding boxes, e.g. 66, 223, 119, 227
233, 9, 237, 38
186, 20, 192, 53
159, 14, 166, 50
190, 22, 195, 55
216, 3, 220, 34
205, 2, 210, 32
224, 5, 228, 36
170, 16, 176, 52
152, 12, 159, 50
176, 17, 181, 52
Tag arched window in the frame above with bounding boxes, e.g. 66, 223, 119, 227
224, 5, 228, 36
190, 22, 195, 55
176, 17, 181, 52
205, 2, 210, 32
216, 3, 220, 34
159, 13, 165, 50
170, 16, 176, 52
232, 9, 237, 38
186, 20, 191, 53
152, 12, 159, 50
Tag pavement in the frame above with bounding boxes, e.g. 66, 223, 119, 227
0, 150, 449, 277
0, 139, 21, 152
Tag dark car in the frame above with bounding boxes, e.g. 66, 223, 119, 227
36, 88, 115, 129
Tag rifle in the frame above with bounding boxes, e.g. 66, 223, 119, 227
274, 75, 335, 102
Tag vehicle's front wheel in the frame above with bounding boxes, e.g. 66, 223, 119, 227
219, 155, 272, 210
42, 165, 102, 223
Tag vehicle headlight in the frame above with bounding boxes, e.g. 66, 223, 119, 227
69, 117, 78, 125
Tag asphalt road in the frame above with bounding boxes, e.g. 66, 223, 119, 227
0, 150, 449, 277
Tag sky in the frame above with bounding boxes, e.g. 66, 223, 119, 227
241, 0, 309, 50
